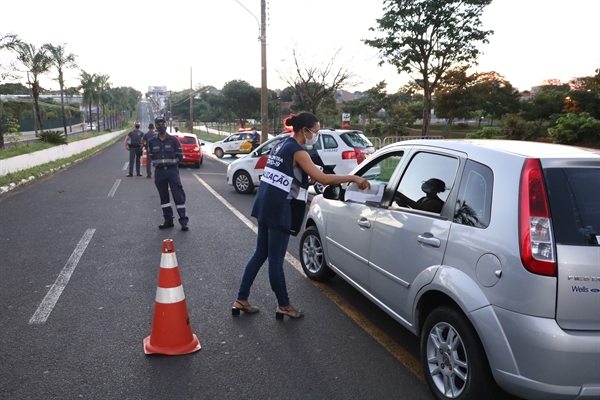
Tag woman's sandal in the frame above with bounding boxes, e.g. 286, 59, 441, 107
275, 306, 304, 320
231, 300, 259, 316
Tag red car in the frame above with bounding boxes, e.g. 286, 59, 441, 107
175, 133, 204, 168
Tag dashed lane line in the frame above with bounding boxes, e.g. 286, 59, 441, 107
108, 179, 121, 197
29, 229, 96, 325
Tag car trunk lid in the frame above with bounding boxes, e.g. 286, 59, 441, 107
544, 165, 600, 330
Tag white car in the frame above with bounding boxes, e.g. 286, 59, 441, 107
210, 131, 256, 158
226, 129, 376, 194
227, 133, 290, 194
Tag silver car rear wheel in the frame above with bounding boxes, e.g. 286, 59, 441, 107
421, 306, 498, 400
299, 226, 335, 281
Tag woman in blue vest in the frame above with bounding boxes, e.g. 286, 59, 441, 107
232, 112, 371, 319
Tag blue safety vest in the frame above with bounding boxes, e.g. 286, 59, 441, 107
251, 137, 309, 235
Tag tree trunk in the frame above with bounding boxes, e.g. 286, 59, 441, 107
58, 72, 68, 138
96, 103, 100, 132
422, 93, 432, 136
0, 101, 4, 150
32, 81, 44, 133
88, 102, 93, 130
447, 117, 454, 137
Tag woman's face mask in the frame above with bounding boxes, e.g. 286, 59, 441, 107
303, 127, 319, 146
157, 126, 168, 134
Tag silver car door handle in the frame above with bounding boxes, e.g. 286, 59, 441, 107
357, 219, 371, 229
417, 234, 441, 248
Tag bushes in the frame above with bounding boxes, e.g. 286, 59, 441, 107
364, 120, 387, 136
466, 127, 503, 139
39, 130, 67, 145
548, 112, 600, 145
500, 113, 541, 141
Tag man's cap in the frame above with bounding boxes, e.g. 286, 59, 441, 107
155, 116, 167, 124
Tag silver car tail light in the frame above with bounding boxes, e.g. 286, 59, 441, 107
519, 158, 556, 276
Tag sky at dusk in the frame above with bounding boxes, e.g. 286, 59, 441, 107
1, 0, 598, 95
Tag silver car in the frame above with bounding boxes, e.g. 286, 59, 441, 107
299, 139, 600, 400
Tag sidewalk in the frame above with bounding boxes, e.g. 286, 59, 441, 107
9, 122, 87, 140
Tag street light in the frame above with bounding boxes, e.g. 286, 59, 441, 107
235, 0, 268, 143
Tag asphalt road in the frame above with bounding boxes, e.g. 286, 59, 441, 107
0, 114, 434, 399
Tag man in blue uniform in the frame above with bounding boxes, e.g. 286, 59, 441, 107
251, 127, 260, 150
142, 123, 156, 178
147, 116, 189, 230
125, 122, 145, 177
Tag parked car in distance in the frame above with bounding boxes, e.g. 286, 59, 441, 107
310, 128, 375, 175
300, 139, 600, 400
211, 130, 258, 158
174, 133, 204, 168
86, 124, 96, 131
226, 133, 291, 194
226, 129, 376, 194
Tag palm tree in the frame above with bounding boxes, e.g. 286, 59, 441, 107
0, 32, 21, 149
79, 70, 98, 131
96, 74, 111, 131
14, 42, 51, 135
44, 43, 77, 138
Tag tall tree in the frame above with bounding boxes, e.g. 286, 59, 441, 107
433, 67, 476, 132
343, 81, 390, 127
364, 0, 493, 135
96, 74, 111, 130
0, 32, 21, 149
220, 80, 260, 127
14, 42, 51, 135
79, 70, 98, 130
470, 71, 521, 123
43, 43, 77, 137
278, 47, 356, 118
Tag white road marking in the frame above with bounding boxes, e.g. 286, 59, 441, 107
191, 175, 424, 379
29, 229, 96, 325
192, 174, 302, 273
108, 179, 121, 197
123, 162, 129, 170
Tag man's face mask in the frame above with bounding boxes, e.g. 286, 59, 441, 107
157, 126, 167, 134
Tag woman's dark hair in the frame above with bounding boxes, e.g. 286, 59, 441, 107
427, 178, 446, 193
285, 112, 319, 133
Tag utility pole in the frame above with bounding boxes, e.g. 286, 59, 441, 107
169, 91, 172, 132
260, 0, 268, 143
190, 68, 194, 133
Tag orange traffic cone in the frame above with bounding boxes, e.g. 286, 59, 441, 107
142, 148, 147, 166
143, 239, 201, 355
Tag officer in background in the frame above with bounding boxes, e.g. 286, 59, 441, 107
125, 122, 145, 176
147, 116, 189, 230
251, 127, 260, 150
142, 123, 156, 178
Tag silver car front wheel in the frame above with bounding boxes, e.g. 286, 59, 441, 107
299, 226, 335, 281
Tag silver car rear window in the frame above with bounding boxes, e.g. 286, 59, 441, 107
545, 168, 600, 245
340, 132, 373, 148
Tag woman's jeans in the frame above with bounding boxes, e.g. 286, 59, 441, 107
237, 221, 291, 307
